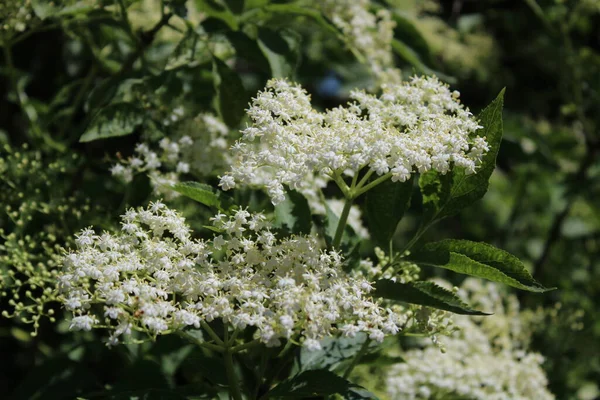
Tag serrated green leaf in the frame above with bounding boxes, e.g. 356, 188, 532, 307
274, 189, 312, 235
419, 169, 452, 225
365, 176, 414, 247
79, 103, 144, 142
410, 239, 553, 292
172, 182, 232, 210
442, 89, 506, 216
419, 89, 505, 223
268, 370, 377, 399
213, 57, 248, 128
297, 334, 368, 372
373, 280, 489, 315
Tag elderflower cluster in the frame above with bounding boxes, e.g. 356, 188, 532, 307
385, 279, 554, 400
58, 202, 404, 348
314, 0, 398, 82
111, 113, 230, 198
220, 77, 487, 205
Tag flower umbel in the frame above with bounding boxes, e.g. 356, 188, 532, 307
59, 202, 404, 348
220, 77, 487, 204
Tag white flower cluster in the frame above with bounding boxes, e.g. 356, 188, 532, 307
315, 0, 398, 82
385, 279, 554, 400
58, 202, 404, 348
220, 77, 487, 204
111, 113, 229, 198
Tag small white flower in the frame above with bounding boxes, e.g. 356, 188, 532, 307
303, 338, 322, 351
70, 315, 98, 331
219, 175, 236, 191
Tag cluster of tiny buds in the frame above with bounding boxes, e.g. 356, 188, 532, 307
0, 145, 98, 335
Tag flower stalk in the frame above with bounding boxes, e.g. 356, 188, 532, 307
223, 345, 243, 400
332, 196, 353, 249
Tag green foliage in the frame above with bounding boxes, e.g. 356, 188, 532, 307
410, 240, 553, 292
213, 56, 248, 128
365, 176, 414, 248
373, 280, 489, 315
268, 370, 377, 399
296, 334, 369, 372
80, 103, 145, 142
172, 182, 232, 210
274, 189, 312, 235
420, 88, 505, 225
3, 0, 594, 398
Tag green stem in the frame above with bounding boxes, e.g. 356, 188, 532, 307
201, 321, 225, 345
224, 347, 243, 400
176, 331, 224, 353
225, 325, 239, 345
332, 196, 353, 249
232, 339, 261, 353
260, 341, 296, 399
387, 223, 431, 276
353, 172, 393, 198
342, 338, 371, 379
332, 172, 351, 198
355, 169, 374, 191
350, 171, 359, 188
